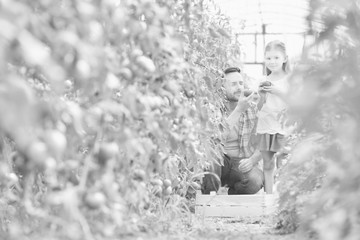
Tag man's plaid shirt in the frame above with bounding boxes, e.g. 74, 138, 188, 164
223, 103, 258, 159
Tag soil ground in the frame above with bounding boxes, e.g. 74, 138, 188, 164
128, 187, 304, 240
127, 213, 303, 240
187, 215, 301, 240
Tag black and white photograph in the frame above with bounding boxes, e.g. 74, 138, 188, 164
0, 0, 358, 239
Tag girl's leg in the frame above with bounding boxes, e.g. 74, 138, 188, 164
261, 150, 276, 194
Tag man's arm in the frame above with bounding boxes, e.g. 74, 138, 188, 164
226, 94, 251, 127
226, 108, 244, 128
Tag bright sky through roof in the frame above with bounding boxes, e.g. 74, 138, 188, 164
213, 0, 312, 79
214, 0, 310, 33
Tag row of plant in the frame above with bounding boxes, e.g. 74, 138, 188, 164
276, 0, 360, 239
0, 0, 241, 239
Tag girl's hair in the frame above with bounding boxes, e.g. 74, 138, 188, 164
264, 40, 291, 75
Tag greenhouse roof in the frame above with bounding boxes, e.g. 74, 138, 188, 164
215, 0, 311, 34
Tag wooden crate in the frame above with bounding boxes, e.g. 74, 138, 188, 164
195, 192, 278, 218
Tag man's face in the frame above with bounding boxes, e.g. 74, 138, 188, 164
224, 72, 244, 101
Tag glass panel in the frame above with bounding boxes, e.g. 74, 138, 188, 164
215, 0, 310, 34
284, 34, 306, 59
256, 34, 266, 62
238, 35, 257, 63
243, 64, 264, 83
215, 0, 310, 72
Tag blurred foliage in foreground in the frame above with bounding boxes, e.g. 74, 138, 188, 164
276, 0, 360, 239
0, 0, 241, 239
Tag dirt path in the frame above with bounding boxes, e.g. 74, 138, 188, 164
129, 214, 301, 240
127, 190, 302, 240
187, 216, 300, 240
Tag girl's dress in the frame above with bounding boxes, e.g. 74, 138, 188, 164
257, 75, 288, 152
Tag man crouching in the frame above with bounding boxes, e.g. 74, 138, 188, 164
202, 67, 264, 195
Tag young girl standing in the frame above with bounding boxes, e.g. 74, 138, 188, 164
257, 40, 290, 194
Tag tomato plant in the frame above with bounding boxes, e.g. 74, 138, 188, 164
0, 0, 240, 239
276, 1, 360, 239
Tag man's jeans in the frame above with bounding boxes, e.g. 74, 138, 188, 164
202, 154, 264, 195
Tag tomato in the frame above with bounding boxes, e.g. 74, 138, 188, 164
136, 56, 156, 73
85, 192, 106, 209
150, 179, 163, 187
11, 152, 27, 176
259, 81, 272, 92
163, 179, 171, 188
27, 141, 48, 169
97, 142, 119, 165
163, 186, 172, 196
64, 80, 73, 90
44, 129, 67, 159
244, 90, 253, 97
259, 81, 272, 87
133, 169, 146, 181
119, 68, 133, 80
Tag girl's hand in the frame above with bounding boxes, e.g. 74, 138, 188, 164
258, 88, 267, 99
260, 85, 282, 96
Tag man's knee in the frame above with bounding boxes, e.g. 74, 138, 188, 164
231, 167, 264, 194
248, 167, 264, 187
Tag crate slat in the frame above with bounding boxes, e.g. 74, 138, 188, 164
195, 205, 265, 217
196, 194, 264, 206
195, 193, 278, 218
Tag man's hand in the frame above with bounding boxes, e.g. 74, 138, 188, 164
238, 158, 254, 173
235, 91, 253, 113
225, 90, 255, 130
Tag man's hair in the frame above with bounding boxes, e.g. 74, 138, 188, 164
224, 67, 241, 75
223, 66, 250, 89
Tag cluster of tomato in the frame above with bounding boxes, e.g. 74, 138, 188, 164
150, 178, 172, 198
